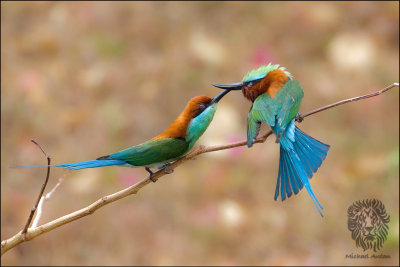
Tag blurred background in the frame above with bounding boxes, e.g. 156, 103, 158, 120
1, 1, 399, 265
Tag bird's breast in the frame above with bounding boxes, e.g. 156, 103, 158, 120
242, 86, 261, 102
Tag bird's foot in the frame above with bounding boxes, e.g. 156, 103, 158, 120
163, 164, 174, 174
145, 167, 157, 183
295, 113, 304, 123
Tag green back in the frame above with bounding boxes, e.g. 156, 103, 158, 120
109, 103, 218, 166
247, 80, 304, 146
109, 138, 189, 166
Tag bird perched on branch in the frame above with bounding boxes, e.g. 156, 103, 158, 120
213, 63, 330, 216
16, 89, 233, 182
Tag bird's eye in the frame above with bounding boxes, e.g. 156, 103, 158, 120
194, 103, 207, 118
246, 78, 263, 88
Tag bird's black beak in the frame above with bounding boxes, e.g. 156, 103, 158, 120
210, 89, 232, 104
212, 82, 244, 91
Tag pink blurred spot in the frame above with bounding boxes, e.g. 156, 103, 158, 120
227, 135, 245, 157
188, 203, 218, 227
72, 3, 98, 25
251, 47, 277, 66
117, 170, 141, 186
19, 70, 43, 92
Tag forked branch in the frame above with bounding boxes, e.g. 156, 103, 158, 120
1, 83, 398, 256
21, 140, 51, 237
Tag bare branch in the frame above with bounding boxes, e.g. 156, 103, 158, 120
296, 83, 399, 121
1, 83, 398, 256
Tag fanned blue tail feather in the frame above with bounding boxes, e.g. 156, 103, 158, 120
13, 159, 126, 171
275, 120, 330, 217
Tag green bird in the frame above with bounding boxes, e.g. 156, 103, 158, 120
15, 89, 232, 182
213, 63, 330, 216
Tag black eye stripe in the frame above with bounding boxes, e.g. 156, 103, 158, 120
246, 78, 263, 87
193, 103, 209, 118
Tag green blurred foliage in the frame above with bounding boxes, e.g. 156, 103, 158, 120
1, 1, 398, 265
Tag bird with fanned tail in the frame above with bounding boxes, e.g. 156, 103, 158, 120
213, 63, 330, 216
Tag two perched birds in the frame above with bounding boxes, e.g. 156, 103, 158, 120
18, 63, 329, 216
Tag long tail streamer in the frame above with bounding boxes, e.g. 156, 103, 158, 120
13, 159, 126, 171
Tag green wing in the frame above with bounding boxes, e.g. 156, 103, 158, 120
274, 80, 304, 132
247, 79, 304, 146
247, 113, 261, 147
107, 138, 189, 166
247, 93, 277, 147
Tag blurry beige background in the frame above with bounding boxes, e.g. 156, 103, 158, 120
1, 1, 399, 265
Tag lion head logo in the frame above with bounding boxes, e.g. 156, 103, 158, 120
347, 199, 390, 252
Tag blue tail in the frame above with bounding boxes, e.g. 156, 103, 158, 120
13, 159, 127, 171
275, 120, 330, 217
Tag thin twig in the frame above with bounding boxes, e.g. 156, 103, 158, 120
31, 198, 45, 229
1, 83, 398, 256
31, 176, 65, 228
296, 83, 399, 121
21, 140, 51, 237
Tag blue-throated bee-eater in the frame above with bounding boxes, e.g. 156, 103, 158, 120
16, 89, 232, 182
213, 63, 330, 216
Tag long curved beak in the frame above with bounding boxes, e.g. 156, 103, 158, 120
212, 82, 244, 90
210, 89, 232, 104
